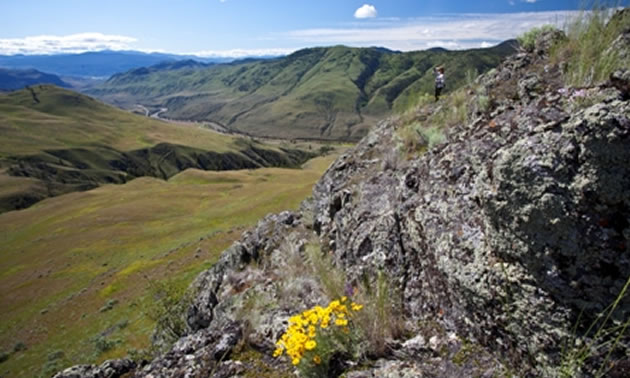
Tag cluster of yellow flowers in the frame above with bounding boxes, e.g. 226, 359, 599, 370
273, 296, 363, 366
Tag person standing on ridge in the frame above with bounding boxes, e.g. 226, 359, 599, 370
434, 66, 445, 101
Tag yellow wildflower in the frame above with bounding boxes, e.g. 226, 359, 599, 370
313, 355, 322, 365
335, 318, 348, 326
273, 348, 283, 357
305, 340, 317, 350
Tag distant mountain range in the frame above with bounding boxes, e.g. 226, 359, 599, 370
90, 41, 518, 141
0, 68, 70, 90
0, 50, 235, 78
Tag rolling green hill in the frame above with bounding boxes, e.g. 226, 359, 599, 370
89, 42, 517, 140
0, 154, 340, 378
0, 85, 317, 212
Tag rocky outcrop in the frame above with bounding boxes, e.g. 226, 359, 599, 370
58, 18, 630, 378
52, 358, 136, 378
309, 28, 630, 375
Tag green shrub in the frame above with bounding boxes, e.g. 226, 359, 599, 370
127, 347, 152, 362
477, 95, 490, 114
0, 351, 9, 363
92, 335, 118, 354
39, 348, 68, 378
465, 68, 480, 87
396, 122, 426, 156
99, 298, 119, 313
13, 341, 27, 352
40, 359, 64, 378
114, 318, 130, 331
419, 126, 446, 150
517, 24, 557, 51
145, 278, 194, 350
47, 350, 65, 361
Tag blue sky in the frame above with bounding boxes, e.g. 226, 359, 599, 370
1, 1, 627, 56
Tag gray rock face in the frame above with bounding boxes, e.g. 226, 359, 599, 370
52, 359, 136, 378
135, 322, 242, 377
186, 211, 299, 333
311, 28, 630, 375
611, 69, 630, 99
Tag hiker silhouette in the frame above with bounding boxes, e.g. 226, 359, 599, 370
434, 66, 445, 101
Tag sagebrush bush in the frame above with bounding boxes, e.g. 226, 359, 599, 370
145, 278, 194, 351
92, 335, 118, 354
517, 24, 557, 51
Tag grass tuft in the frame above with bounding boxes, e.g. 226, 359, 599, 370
303, 241, 406, 359
552, 5, 630, 86
559, 275, 630, 377
352, 271, 406, 358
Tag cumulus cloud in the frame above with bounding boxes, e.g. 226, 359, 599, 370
354, 4, 377, 19
287, 10, 578, 50
0, 33, 137, 55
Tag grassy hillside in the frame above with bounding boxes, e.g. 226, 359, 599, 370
0, 69, 70, 91
0, 153, 340, 378
0, 85, 318, 212
89, 43, 517, 141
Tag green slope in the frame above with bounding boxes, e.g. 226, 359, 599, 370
0, 154, 340, 378
0, 85, 316, 212
89, 42, 517, 140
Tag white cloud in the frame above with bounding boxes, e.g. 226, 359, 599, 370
480, 41, 494, 48
525, 0, 538, 3
191, 47, 296, 58
354, 4, 377, 19
426, 40, 461, 49
0, 33, 137, 55
286, 10, 578, 50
